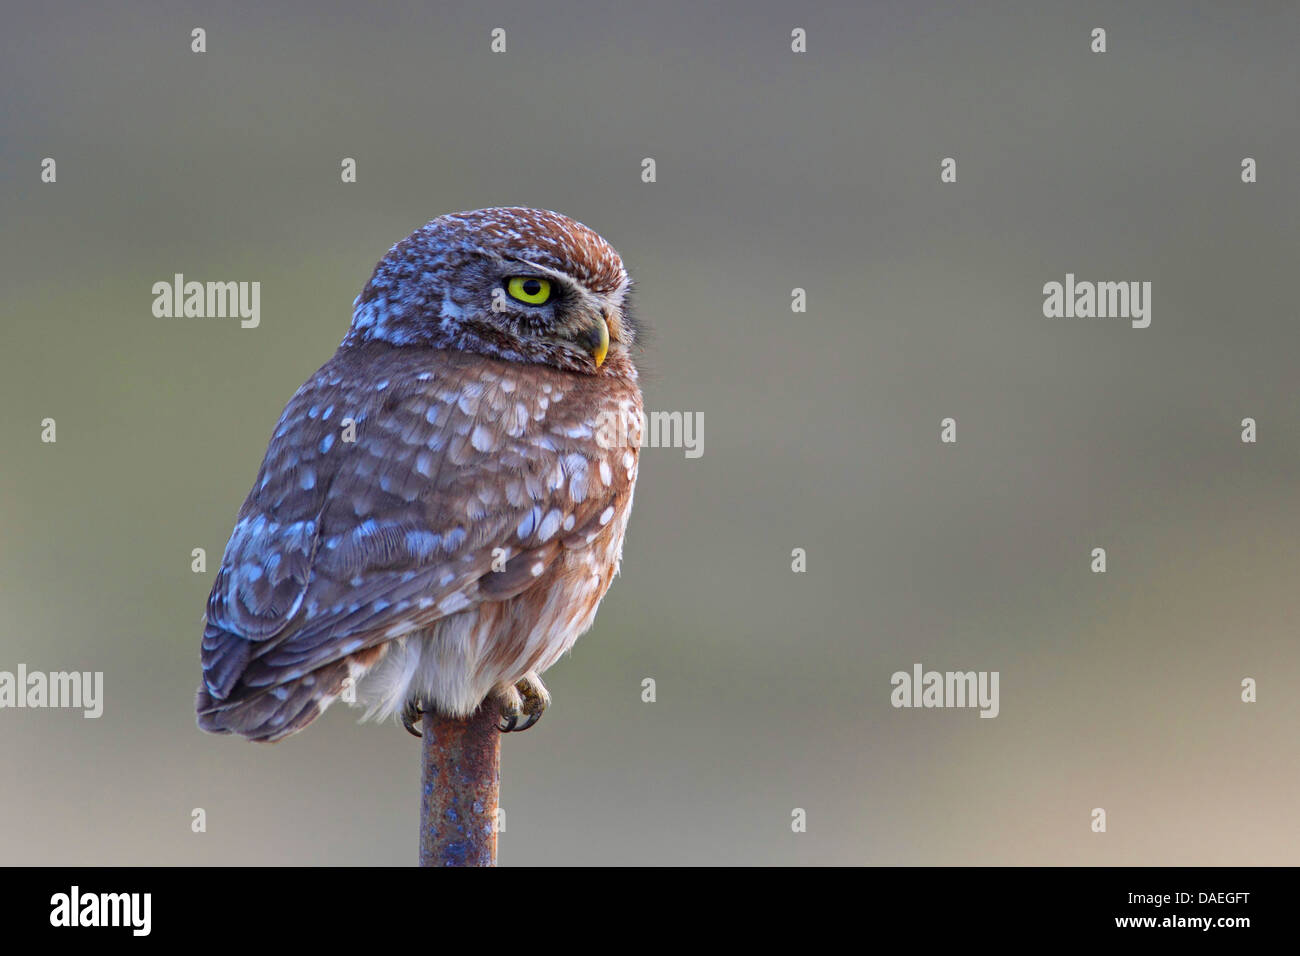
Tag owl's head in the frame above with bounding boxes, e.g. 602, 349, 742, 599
344, 207, 637, 376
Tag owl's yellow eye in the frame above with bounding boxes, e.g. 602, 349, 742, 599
506, 276, 553, 305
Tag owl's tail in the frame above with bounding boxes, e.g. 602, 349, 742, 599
195, 659, 349, 743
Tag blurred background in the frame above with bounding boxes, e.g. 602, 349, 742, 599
1, 0, 1297, 865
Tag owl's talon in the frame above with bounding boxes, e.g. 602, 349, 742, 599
401, 700, 424, 738
496, 672, 549, 733
495, 681, 522, 732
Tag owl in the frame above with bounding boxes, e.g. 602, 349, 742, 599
196, 207, 642, 742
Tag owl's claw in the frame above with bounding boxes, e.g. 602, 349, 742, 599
406, 677, 548, 736
401, 699, 424, 738
496, 672, 550, 733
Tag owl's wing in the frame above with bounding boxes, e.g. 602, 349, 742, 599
198, 370, 336, 702
199, 347, 637, 729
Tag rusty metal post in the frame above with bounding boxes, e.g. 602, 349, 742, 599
419, 704, 500, 866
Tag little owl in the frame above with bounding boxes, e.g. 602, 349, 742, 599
196, 207, 642, 742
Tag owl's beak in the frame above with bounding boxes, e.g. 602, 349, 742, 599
584, 314, 610, 368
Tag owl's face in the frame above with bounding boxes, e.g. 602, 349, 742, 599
344, 207, 636, 376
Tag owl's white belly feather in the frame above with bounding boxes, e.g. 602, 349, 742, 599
352, 497, 632, 721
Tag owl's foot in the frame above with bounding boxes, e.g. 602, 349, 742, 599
496, 672, 550, 733
400, 699, 424, 738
